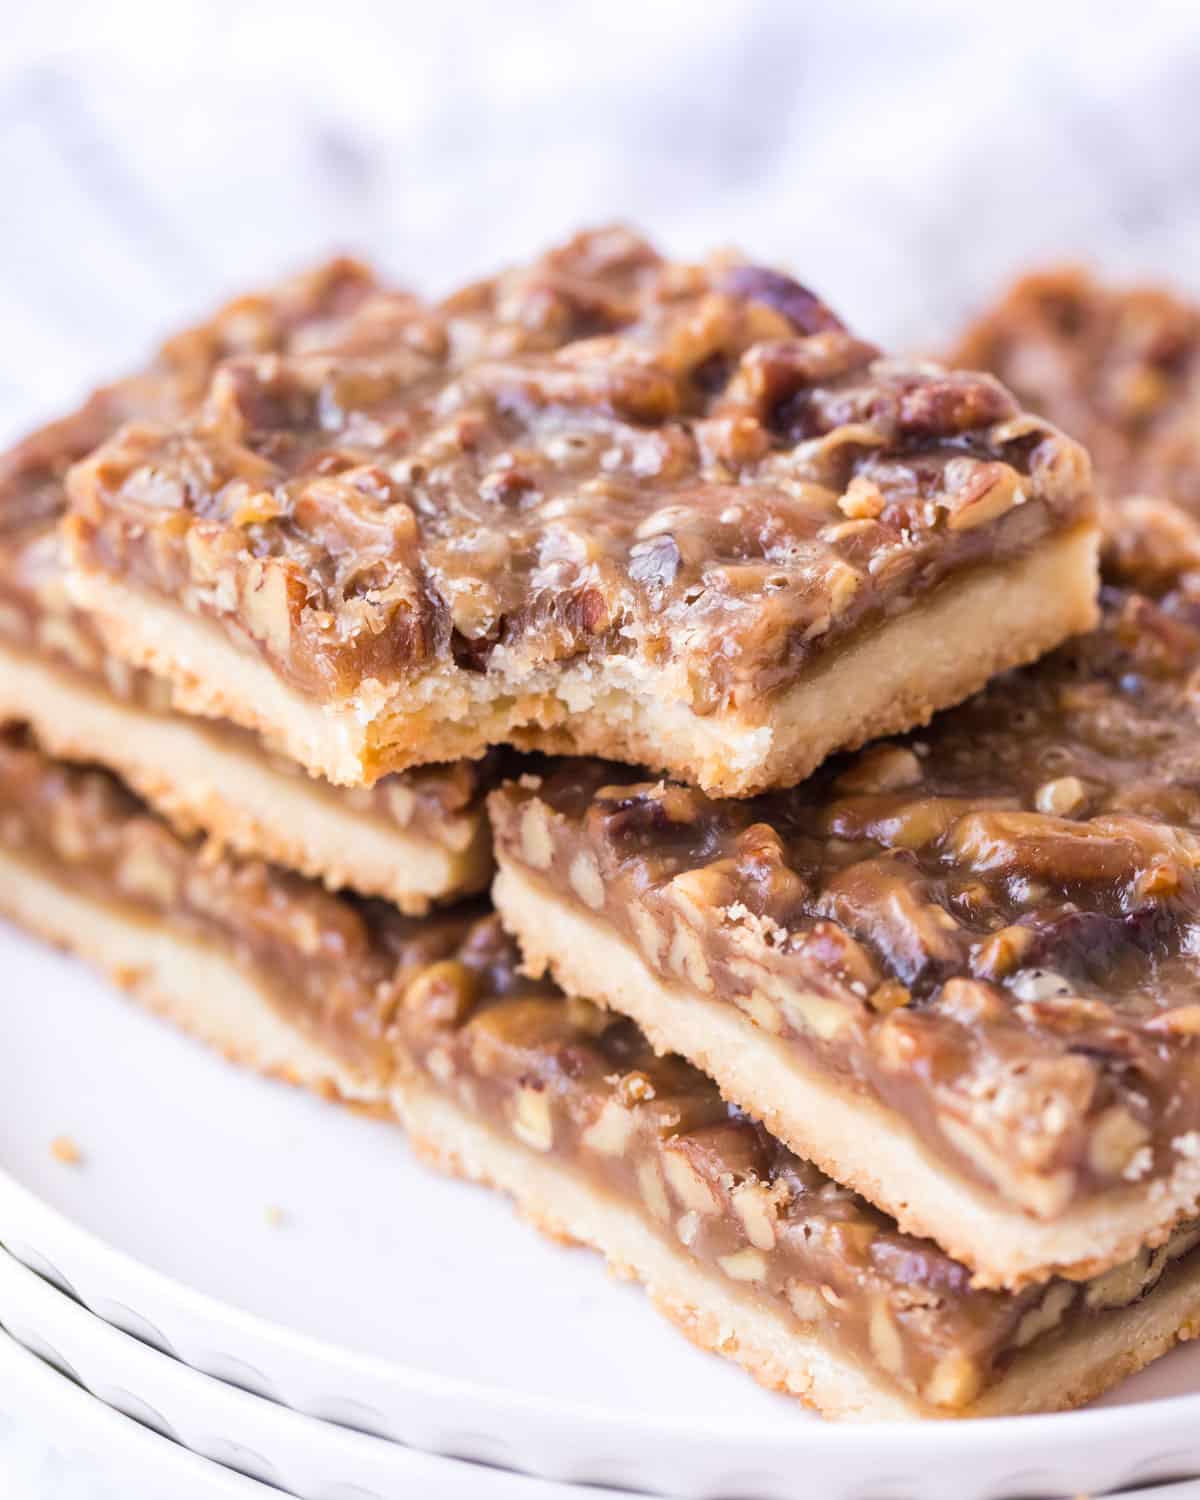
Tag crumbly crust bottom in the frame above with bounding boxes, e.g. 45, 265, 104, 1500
67, 525, 1098, 794
0, 642, 489, 912
6, 845, 1200, 1421
491, 860, 1200, 1291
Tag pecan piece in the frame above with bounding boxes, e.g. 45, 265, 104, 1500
816, 857, 963, 989
943, 459, 1025, 531
950, 811, 1140, 885
897, 372, 1016, 437
722, 265, 846, 337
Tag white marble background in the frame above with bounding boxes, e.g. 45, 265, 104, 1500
4, 0, 1200, 1493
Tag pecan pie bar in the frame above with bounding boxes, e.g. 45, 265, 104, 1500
949, 266, 1200, 586
64, 228, 1099, 796
4, 733, 1200, 1420
490, 569, 1200, 1289
0, 260, 492, 911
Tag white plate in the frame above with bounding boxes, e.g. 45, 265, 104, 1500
0, 1326, 272, 1499
3, 919, 1200, 1500
0, 1249, 623, 1499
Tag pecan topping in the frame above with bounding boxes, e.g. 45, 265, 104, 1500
721, 265, 846, 337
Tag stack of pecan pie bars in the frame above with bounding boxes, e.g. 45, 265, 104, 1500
8, 227, 1200, 1419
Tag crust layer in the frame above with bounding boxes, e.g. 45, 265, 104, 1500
67, 526, 1098, 793
491, 860, 1200, 1291
0, 642, 490, 912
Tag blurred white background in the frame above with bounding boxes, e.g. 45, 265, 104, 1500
4, 0, 1200, 1493
4, 0, 1200, 442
